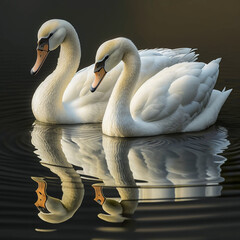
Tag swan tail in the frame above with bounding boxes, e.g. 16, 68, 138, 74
212, 58, 222, 64
184, 88, 232, 132
170, 48, 199, 64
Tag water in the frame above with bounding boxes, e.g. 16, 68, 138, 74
1, 0, 240, 239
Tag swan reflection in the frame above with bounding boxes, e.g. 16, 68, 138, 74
31, 122, 229, 223
31, 124, 84, 224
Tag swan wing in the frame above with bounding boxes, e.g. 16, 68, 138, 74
131, 59, 221, 125
133, 48, 198, 92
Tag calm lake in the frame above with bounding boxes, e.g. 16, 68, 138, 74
0, 0, 240, 239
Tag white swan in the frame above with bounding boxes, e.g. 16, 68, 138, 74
31, 19, 198, 124
91, 37, 232, 137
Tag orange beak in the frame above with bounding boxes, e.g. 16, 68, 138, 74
90, 68, 107, 92
30, 44, 49, 75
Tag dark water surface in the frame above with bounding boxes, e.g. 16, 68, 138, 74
1, 0, 240, 239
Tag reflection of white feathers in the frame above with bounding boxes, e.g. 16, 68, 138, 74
32, 123, 229, 223
103, 126, 229, 200
128, 126, 229, 186
32, 122, 229, 207
60, 124, 229, 196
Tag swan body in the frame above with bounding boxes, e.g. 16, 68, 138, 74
91, 38, 232, 137
31, 19, 198, 124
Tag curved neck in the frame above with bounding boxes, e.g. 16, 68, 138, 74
32, 124, 84, 222
112, 45, 141, 106
103, 136, 138, 215
103, 42, 141, 136
103, 136, 136, 187
32, 27, 80, 123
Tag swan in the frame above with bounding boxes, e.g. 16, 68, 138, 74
31, 19, 198, 124
91, 37, 232, 137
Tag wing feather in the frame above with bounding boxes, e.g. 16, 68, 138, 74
131, 59, 220, 124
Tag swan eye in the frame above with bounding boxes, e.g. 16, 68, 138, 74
38, 32, 54, 51
38, 39, 48, 50
94, 55, 109, 73
37, 206, 51, 214
104, 55, 109, 61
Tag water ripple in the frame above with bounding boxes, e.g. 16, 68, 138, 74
0, 85, 239, 239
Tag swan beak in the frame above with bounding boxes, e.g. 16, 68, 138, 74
30, 44, 49, 75
90, 68, 107, 92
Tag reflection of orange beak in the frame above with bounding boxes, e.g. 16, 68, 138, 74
90, 68, 107, 92
32, 177, 49, 213
30, 44, 49, 75
93, 185, 106, 205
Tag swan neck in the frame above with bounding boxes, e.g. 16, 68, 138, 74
103, 41, 141, 136
115, 49, 141, 102
108, 44, 140, 112
50, 30, 81, 102
57, 32, 80, 72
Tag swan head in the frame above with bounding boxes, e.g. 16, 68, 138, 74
91, 37, 133, 92
30, 19, 68, 75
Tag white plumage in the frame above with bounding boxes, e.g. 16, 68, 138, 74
31, 19, 197, 124
92, 38, 232, 137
